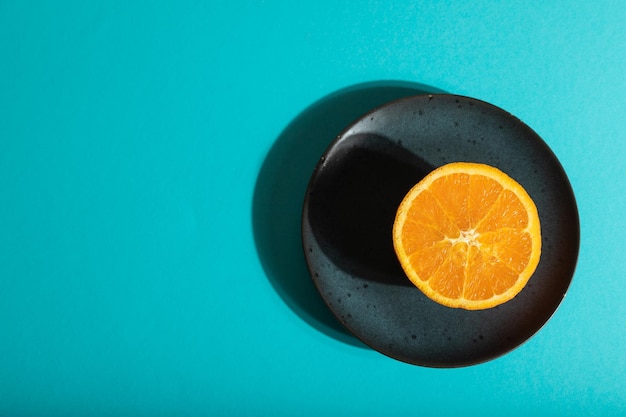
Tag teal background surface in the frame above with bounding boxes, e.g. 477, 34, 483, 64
1, 1, 625, 415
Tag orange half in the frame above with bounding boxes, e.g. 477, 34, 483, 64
392, 162, 541, 310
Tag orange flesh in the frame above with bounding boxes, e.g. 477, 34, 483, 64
393, 163, 541, 310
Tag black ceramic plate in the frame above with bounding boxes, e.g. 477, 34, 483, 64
302, 94, 579, 367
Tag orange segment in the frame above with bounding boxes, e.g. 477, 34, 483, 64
392, 162, 541, 310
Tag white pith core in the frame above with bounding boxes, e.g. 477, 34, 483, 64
448, 228, 481, 247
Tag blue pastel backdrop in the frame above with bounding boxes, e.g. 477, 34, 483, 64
1, 1, 625, 415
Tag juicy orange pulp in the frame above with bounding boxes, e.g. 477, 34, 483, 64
392, 162, 541, 310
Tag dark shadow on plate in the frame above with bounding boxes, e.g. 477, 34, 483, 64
306, 133, 435, 285
252, 80, 446, 347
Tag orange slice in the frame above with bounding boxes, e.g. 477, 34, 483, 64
392, 162, 541, 310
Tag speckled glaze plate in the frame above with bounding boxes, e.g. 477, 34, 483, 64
301, 94, 579, 367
